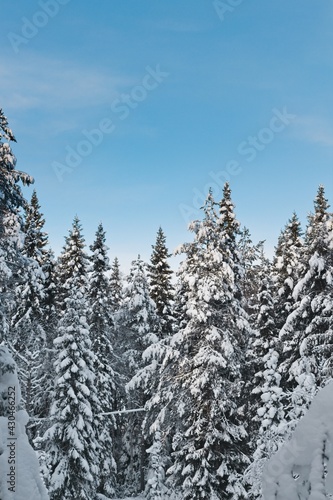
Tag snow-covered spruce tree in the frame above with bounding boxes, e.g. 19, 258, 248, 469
54, 215, 88, 314
148, 185, 251, 499
23, 190, 49, 265
0, 108, 33, 235
279, 186, 333, 425
148, 227, 174, 337
238, 226, 265, 319
272, 212, 303, 332
35, 248, 58, 422
10, 190, 51, 422
109, 256, 123, 311
43, 217, 100, 500
88, 223, 117, 497
116, 256, 160, 496
0, 108, 33, 343
245, 265, 285, 499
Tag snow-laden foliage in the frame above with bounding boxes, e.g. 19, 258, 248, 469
54, 215, 89, 313
146, 185, 251, 499
0, 108, 33, 236
109, 256, 123, 311
279, 187, 333, 423
272, 211, 303, 331
1, 112, 333, 499
245, 266, 286, 499
0, 109, 33, 345
88, 223, 117, 497
148, 227, 174, 337
238, 226, 265, 318
145, 429, 167, 499
117, 256, 160, 496
43, 218, 100, 500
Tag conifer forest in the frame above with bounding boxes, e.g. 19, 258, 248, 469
1, 107, 333, 499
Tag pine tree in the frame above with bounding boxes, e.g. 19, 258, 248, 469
148, 227, 174, 337
88, 223, 117, 497
148, 186, 251, 499
43, 217, 100, 500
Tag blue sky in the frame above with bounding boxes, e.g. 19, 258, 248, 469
2, 1, 333, 272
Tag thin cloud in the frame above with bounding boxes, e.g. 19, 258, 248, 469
0, 52, 134, 112
292, 115, 333, 147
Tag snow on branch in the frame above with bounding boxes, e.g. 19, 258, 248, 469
99, 408, 146, 416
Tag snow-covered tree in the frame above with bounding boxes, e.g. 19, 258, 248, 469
109, 256, 123, 311
272, 212, 303, 331
149, 185, 251, 499
117, 256, 160, 495
0, 108, 33, 235
23, 190, 49, 265
238, 226, 265, 318
54, 215, 87, 313
88, 223, 117, 497
0, 108, 33, 344
145, 429, 167, 499
148, 227, 174, 337
245, 266, 285, 499
43, 218, 100, 500
278, 186, 333, 424
9, 191, 50, 419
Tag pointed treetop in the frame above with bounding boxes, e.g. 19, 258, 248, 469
314, 184, 330, 220
218, 182, 239, 229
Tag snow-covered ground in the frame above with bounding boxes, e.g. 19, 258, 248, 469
0, 346, 49, 500
263, 381, 333, 499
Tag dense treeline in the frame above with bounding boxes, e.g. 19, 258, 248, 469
1, 109, 333, 499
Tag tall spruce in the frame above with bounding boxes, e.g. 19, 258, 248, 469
148, 185, 251, 499
43, 217, 100, 499
279, 186, 333, 423
238, 226, 265, 319
88, 222, 117, 497
10, 190, 50, 422
246, 264, 285, 499
117, 256, 160, 495
272, 212, 303, 331
148, 227, 174, 337
0, 108, 33, 343
109, 256, 123, 311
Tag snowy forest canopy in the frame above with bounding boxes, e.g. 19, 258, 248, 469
1, 107, 333, 500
